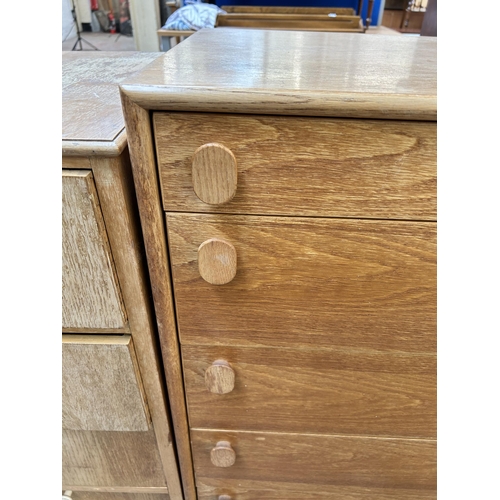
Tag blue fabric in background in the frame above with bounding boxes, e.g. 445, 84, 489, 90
214, 0, 382, 27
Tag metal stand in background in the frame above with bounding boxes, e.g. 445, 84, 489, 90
71, 0, 99, 51
357, 0, 375, 31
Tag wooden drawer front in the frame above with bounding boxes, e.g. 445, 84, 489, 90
191, 429, 436, 495
167, 214, 436, 352
67, 492, 169, 500
197, 478, 437, 500
183, 345, 436, 438
154, 113, 436, 220
62, 335, 150, 431
63, 430, 167, 489
62, 170, 127, 330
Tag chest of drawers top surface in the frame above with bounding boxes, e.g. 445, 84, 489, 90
62, 51, 161, 155
122, 28, 436, 120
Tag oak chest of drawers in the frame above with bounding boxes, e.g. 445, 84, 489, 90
121, 29, 437, 500
62, 52, 183, 500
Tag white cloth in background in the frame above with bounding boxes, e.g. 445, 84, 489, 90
163, 3, 226, 31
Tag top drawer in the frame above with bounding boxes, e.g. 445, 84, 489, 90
154, 113, 436, 221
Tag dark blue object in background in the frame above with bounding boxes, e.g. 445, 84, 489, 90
216, 0, 382, 26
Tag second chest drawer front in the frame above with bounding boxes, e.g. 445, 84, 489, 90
183, 345, 436, 439
62, 169, 127, 330
62, 335, 150, 432
154, 113, 436, 220
167, 214, 436, 352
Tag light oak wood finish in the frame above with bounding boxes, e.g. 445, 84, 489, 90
62, 430, 167, 489
183, 345, 435, 438
121, 30, 436, 121
204, 360, 235, 395
154, 113, 436, 220
63, 53, 183, 500
192, 143, 237, 205
62, 170, 127, 330
62, 335, 150, 432
68, 492, 169, 500
62, 326, 131, 334
197, 478, 437, 500
166, 214, 436, 352
192, 429, 436, 492
210, 441, 236, 468
64, 488, 168, 494
221, 6, 355, 15
216, 13, 364, 32
62, 51, 162, 156
198, 238, 237, 285
120, 92, 197, 500
120, 30, 437, 497
89, 153, 182, 498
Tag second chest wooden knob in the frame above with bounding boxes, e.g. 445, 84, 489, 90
205, 360, 235, 394
210, 441, 236, 467
198, 238, 237, 285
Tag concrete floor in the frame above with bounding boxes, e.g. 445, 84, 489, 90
62, 32, 137, 51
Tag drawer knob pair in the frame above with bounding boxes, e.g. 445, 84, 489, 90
211, 440, 236, 467
192, 143, 237, 205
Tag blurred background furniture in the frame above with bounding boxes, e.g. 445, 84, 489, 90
158, 0, 385, 50
381, 0, 431, 34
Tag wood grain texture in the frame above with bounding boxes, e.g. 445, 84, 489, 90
192, 143, 237, 205
216, 14, 363, 32
68, 492, 169, 500
191, 429, 436, 491
62, 335, 150, 432
197, 478, 437, 499
90, 154, 184, 500
183, 345, 435, 438
62, 430, 167, 488
120, 30, 436, 121
166, 214, 436, 352
62, 170, 127, 329
204, 360, 235, 395
154, 113, 436, 220
220, 6, 355, 14
62, 51, 162, 155
210, 441, 236, 468
62, 326, 131, 335
198, 238, 237, 285
63, 157, 92, 170
120, 91, 197, 500
66, 488, 168, 494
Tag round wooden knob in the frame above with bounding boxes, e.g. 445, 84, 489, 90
198, 238, 237, 285
210, 441, 236, 467
192, 143, 237, 205
205, 360, 235, 394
